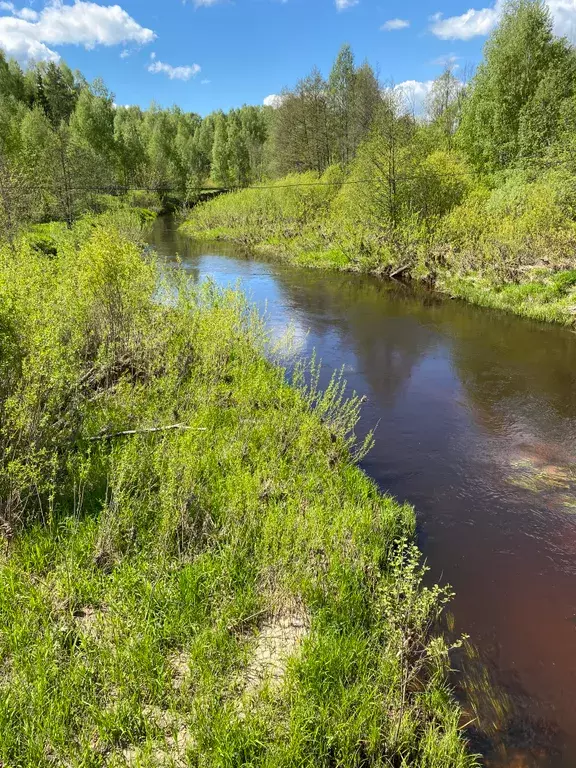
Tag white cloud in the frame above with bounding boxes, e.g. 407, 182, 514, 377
542, 0, 576, 37
263, 93, 284, 108
429, 5, 500, 39
432, 53, 460, 67
0, 2, 39, 20
0, 0, 156, 63
200, 78, 210, 84
148, 59, 201, 80
430, 0, 576, 40
381, 18, 409, 31
335, 0, 358, 10
394, 80, 435, 116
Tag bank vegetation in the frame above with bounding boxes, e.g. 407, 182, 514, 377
0, 210, 477, 766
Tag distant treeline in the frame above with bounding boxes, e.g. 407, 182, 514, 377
0, 43, 383, 232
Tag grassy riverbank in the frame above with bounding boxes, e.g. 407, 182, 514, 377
180, 173, 576, 328
0, 211, 475, 767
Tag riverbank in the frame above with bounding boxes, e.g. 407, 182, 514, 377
180, 174, 576, 328
0, 211, 475, 766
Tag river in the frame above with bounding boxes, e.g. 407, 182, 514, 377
148, 215, 576, 767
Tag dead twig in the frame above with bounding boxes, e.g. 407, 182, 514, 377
390, 263, 411, 280
88, 424, 207, 441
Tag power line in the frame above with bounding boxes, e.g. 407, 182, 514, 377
32, 153, 576, 194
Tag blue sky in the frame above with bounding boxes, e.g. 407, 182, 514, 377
1, 0, 574, 115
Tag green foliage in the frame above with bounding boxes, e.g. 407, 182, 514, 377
211, 112, 230, 186
182, 167, 344, 250
0, 213, 475, 767
4, 0, 576, 326
458, 0, 575, 170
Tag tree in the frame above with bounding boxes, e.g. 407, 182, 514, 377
343, 92, 415, 235
19, 107, 56, 219
350, 61, 382, 152
227, 113, 250, 186
426, 67, 463, 149
238, 105, 268, 180
271, 69, 331, 175
328, 44, 356, 164
211, 113, 230, 186
71, 80, 115, 158
114, 106, 146, 188
40, 61, 79, 127
0, 152, 35, 249
0, 52, 26, 104
517, 51, 576, 161
458, 0, 571, 170
143, 106, 174, 190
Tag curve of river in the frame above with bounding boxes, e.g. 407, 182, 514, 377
149, 215, 576, 768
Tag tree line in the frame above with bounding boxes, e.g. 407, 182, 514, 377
0, 44, 387, 234
0, 56, 273, 234
4, 0, 576, 256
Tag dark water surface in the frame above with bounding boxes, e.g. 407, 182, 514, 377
149, 216, 576, 767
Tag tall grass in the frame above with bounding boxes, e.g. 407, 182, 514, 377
0, 212, 477, 766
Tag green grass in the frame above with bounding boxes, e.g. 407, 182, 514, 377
438, 271, 576, 325
0, 212, 477, 766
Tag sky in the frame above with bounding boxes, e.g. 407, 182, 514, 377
1, 0, 576, 116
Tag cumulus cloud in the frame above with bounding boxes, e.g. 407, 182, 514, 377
430, 0, 576, 40
429, 5, 501, 39
394, 80, 435, 116
335, 0, 358, 10
0, 0, 155, 63
148, 58, 201, 80
0, 2, 38, 21
263, 93, 284, 108
381, 18, 410, 31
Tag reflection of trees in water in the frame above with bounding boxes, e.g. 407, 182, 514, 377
435, 302, 576, 459
267, 266, 439, 408
156, 225, 576, 765
274, 257, 576, 455
149, 216, 253, 285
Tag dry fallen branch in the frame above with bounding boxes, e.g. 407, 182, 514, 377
88, 424, 207, 441
390, 263, 412, 279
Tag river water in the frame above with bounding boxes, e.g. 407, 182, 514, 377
148, 216, 576, 767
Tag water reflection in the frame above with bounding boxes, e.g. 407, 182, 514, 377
148, 216, 576, 767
